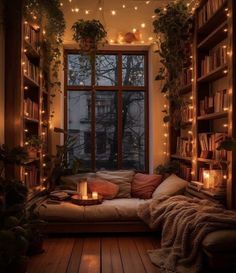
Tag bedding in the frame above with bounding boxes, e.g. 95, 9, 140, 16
138, 195, 236, 273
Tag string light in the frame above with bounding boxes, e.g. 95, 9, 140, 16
111, 10, 116, 15
99, 7, 102, 11
141, 23, 146, 28
122, 4, 126, 8
85, 10, 89, 15
134, 6, 138, 10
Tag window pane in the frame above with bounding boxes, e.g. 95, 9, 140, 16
96, 55, 118, 86
122, 55, 145, 86
67, 91, 92, 169
122, 91, 145, 170
68, 54, 91, 86
95, 91, 118, 169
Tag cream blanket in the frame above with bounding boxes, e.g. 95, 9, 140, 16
138, 195, 236, 273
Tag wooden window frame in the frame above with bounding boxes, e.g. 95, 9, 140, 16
64, 49, 149, 172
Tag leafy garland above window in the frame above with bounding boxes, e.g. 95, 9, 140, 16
24, 0, 66, 105
153, 0, 193, 129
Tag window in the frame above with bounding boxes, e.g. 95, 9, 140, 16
66, 51, 148, 171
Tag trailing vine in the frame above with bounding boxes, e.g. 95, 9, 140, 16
24, 0, 66, 117
153, 0, 193, 129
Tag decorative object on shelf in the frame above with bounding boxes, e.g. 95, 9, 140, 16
25, 135, 44, 159
72, 19, 107, 52
153, 0, 193, 129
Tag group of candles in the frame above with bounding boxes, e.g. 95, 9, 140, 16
77, 179, 98, 200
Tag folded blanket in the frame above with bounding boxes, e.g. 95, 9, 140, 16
138, 195, 236, 273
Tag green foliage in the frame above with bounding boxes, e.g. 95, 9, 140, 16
72, 19, 107, 51
217, 137, 236, 151
153, 1, 193, 129
155, 160, 180, 175
25, 135, 44, 150
24, 0, 66, 97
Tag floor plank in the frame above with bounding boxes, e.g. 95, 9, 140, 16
118, 237, 146, 273
101, 237, 123, 273
78, 237, 101, 273
66, 238, 84, 273
134, 237, 160, 273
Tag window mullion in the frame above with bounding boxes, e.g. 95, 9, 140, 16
91, 55, 96, 171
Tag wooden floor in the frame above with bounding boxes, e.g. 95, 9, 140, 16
27, 235, 162, 273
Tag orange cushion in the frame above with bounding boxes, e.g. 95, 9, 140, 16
131, 173, 163, 199
87, 179, 119, 200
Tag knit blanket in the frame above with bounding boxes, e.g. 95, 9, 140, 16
138, 195, 236, 273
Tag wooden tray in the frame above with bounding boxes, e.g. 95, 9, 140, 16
71, 194, 103, 206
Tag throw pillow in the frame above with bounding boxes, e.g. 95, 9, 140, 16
96, 170, 135, 198
152, 174, 188, 198
131, 173, 163, 199
87, 179, 119, 200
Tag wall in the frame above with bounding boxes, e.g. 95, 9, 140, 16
0, 1, 4, 144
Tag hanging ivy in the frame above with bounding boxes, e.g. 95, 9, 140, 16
24, 0, 66, 99
153, 0, 193, 129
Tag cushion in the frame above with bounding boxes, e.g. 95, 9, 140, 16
131, 173, 163, 199
87, 178, 119, 200
36, 198, 149, 222
96, 170, 135, 198
202, 230, 236, 253
152, 174, 188, 198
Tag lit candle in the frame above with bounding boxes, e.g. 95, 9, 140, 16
203, 170, 210, 189
92, 192, 98, 199
82, 195, 88, 200
79, 179, 87, 196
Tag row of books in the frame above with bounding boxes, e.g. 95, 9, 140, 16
24, 98, 39, 120
179, 163, 192, 182
23, 54, 40, 83
198, 0, 225, 28
176, 137, 193, 158
24, 165, 39, 188
24, 23, 40, 49
200, 40, 227, 77
181, 104, 193, 123
199, 89, 228, 115
181, 68, 193, 87
198, 132, 227, 160
198, 168, 226, 192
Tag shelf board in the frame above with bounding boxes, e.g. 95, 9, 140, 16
171, 154, 192, 162
179, 83, 192, 95
22, 157, 40, 165
24, 116, 39, 123
197, 111, 228, 120
197, 1, 228, 36
24, 40, 40, 59
197, 65, 228, 83
197, 158, 228, 164
24, 74, 40, 88
198, 21, 228, 50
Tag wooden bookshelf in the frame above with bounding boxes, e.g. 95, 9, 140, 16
5, 1, 50, 196
193, 0, 236, 208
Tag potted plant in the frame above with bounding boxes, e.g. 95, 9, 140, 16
25, 136, 44, 159
71, 19, 107, 52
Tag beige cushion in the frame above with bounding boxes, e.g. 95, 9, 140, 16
96, 170, 135, 198
202, 230, 236, 253
36, 198, 149, 222
152, 174, 187, 198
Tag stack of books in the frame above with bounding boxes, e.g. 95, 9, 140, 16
198, 132, 227, 160
24, 165, 39, 188
200, 40, 227, 77
24, 98, 39, 120
179, 163, 192, 181
198, 0, 225, 28
199, 89, 228, 115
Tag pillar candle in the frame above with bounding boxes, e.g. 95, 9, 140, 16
79, 179, 87, 196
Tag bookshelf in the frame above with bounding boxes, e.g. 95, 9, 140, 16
5, 1, 50, 197
185, 0, 236, 208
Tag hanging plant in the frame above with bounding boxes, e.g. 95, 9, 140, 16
153, 0, 193, 129
24, 0, 66, 115
72, 19, 107, 52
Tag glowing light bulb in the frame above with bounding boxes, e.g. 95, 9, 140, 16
99, 7, 102, 11
141, 23, 146, 28
132, 28, 137, 33
146, 1, 150, 4
134, 6, 138, 10
111, 10, 116, 15
122, 4, 126, 8
85, 10, 89, 14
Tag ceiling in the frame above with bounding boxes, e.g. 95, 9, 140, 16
61, 0, 170, 45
